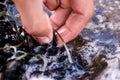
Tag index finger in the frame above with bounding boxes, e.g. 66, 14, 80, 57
56, 0, 94, 46
50, 0, 72, 30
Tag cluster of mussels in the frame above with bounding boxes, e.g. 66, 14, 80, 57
0, 0, 108, 80
0, 20, 88, 80
0, 1, 88, 80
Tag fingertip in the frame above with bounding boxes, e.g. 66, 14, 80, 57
55, 27, 77, 47
34, 37, 50, 44
56, 37, 64, 47
57, 41, 64, 47
33, 33, 53, 44
44, 0, 60, 10
55, 29, 67, 47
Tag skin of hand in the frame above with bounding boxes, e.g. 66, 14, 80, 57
13, 0, 94, 46
13, 0, 53, 44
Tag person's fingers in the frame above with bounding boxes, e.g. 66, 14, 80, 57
56, 0, 94, 46
32, 33, 52, 44
43, 0, 60, 10
50, 0, 72, 30
13, 0, 53, 43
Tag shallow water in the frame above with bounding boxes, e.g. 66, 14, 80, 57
0, 0, 120, 80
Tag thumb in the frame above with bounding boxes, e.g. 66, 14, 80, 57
43, 0, 60, 10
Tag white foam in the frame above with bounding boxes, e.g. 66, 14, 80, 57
29, 76, 54, 80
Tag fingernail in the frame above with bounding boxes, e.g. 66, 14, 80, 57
55, 31, 65, 47
43, 37, 51, 43
36, 37, 51, 44
57, 28, 66, 34
57, 42, 63, 47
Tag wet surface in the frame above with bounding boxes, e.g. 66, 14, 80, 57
0, 0, 120, 80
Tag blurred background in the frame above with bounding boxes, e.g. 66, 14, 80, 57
80, 0, 120, 80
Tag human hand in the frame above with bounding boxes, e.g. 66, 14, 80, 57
13, 0, 53, 44
44, 0, 94, 46
13, 0, 94, 46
